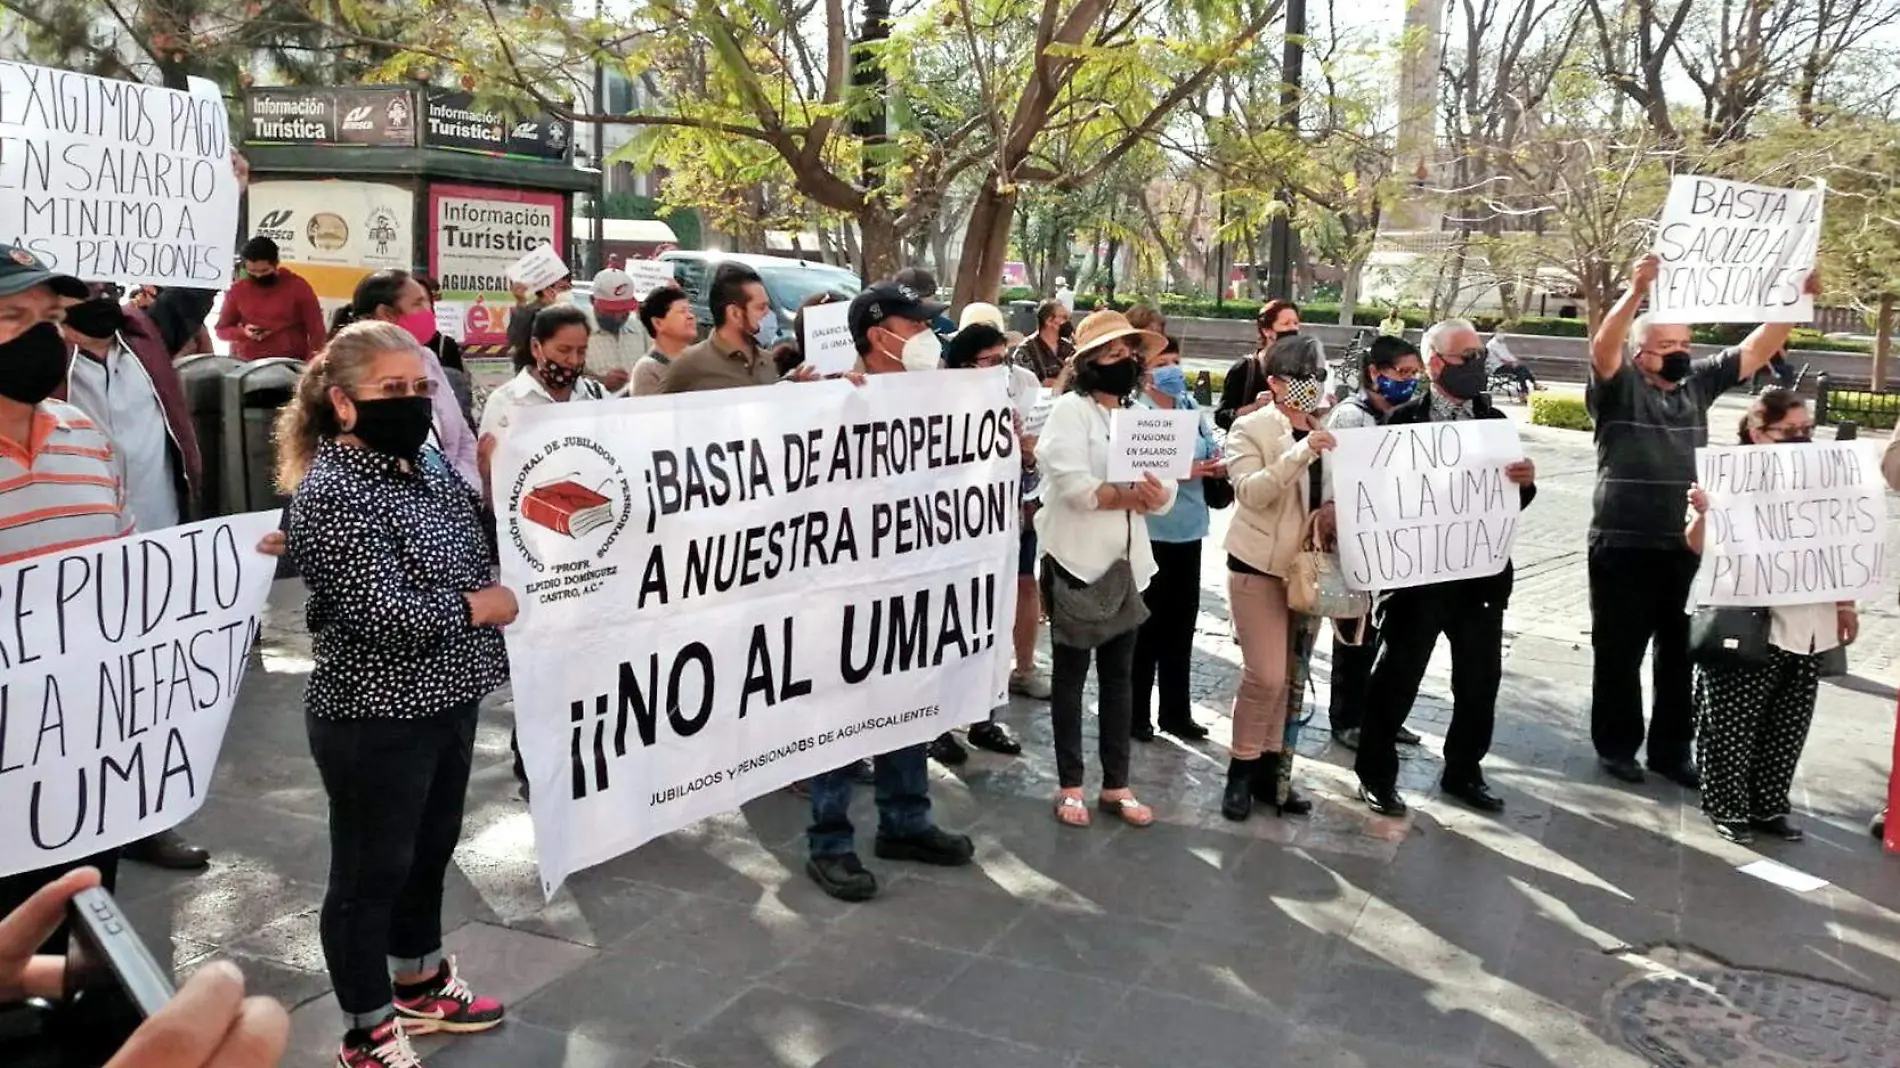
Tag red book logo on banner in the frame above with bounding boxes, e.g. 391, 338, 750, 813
522, 479, 614, 538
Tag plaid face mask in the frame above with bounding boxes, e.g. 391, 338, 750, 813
1281, 376, 1322, 412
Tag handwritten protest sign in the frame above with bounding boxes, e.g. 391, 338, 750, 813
800, 300, 856, 376
0, 513, 279, 877
1334, 421, 1524, 591
492, 370, 1018, 895
1021, 390, 1054, 437
0, 61, 241, 287
1108, 408, 1200, 481
1650, 176, 1823, 324
622, 259, 677, 299
507, 243, 569, 292
434, 300, 468, 343
1693, 442, 1886, 606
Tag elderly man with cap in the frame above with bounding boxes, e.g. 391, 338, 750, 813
583, 267, 650, 395
802, 281, 977, 902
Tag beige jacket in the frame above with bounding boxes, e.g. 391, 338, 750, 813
1222, 404, 1320, 577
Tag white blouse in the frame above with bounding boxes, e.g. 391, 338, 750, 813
1770, 603, 1842, 656
1033, 391, 1176, 588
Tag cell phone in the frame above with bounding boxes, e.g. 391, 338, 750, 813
62, 887, 174, 1023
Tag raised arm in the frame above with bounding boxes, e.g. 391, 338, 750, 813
1735, 271, 1822, 380
1591, 254, 1659, 381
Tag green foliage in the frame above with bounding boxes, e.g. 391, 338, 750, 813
600, 193, 704, 250
1529, 394, 1594, 432
1820, 391, 1900, 431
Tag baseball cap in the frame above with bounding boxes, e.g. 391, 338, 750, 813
847, 282, 949, 344
591, 267, 638, 312
0, 243, 87, 299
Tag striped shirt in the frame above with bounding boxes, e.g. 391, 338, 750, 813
1586, 349, 1741, 549
0, 400, 132, 566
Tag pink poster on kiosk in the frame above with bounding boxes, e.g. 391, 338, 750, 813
428, 183, 566, 351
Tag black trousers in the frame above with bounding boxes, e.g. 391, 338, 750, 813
0, 851, 120, 956
308, 702, 477, 1020
1588, 546, 1698, 767
1354, 586, 1503, 791
1133, 539, 1203, 733
1051, 627, 1137, 791
1328, 615, 1382, 734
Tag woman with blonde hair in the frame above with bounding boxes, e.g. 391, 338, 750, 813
278, 321, 517, 1068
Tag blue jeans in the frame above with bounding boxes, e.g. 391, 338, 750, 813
806, 744, 934, 858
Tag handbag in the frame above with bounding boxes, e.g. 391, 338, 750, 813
1687, 606, 1772, 666
1202, 473, 1234, 510
1041, 514, 1150, 650
1285, 512, 1370, 637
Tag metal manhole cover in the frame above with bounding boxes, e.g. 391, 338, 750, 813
1608, 961, 1900, 1066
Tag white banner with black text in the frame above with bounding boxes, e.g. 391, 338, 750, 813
1693, 442, 1887, 607
1333, 420, 1525, 591
0, 513, 279, 877
493, 370, 1018, 896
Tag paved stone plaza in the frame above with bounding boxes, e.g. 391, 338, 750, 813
113, 402, 1900, 1067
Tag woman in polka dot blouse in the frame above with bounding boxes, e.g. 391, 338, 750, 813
278, 322, 519, 1068
1685, 389, 1857, 847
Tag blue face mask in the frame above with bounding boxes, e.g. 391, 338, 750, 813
1374, 374, 1420, 405
1151, 365, 1188, 396
754, 310, 779, 349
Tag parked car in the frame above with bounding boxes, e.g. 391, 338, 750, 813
657, 251, 861, 342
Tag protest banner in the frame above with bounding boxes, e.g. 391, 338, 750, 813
1650, 175, 1823, 324
0, 61, 241, 287
1108, 408, 1200, 481
621, 260, 677, 299
0, 513, 279, 877
1021, 390, 1054, 437
507, 243, 569, 292
1692, 442, 1886, 606
800, 301, 857, 376
1334, 421, 1524, 591
492, 370, 1019, 895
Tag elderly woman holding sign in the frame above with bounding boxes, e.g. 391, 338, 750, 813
278, 322, 515, 1068
1036, 310, 1174, 828
1220, 336, 1336, 821
1686, 389, 1856, 845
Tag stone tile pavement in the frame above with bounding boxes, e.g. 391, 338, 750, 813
108, 414, 1900, 1068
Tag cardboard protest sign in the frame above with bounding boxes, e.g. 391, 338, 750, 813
1108, 408, 1200, 481
507, 243, 569, 292
491, 370, 1019, 895
433, 300, 468, 343
1693, 442, 1886, 606
622, 259, 677, 299
1650, 176, 1824, 324
0, 513, 280, 877
800, 300, 856, 376
0, 61, 241, 287
1334, 421, 1524, 591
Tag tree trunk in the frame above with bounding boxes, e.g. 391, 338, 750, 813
1337, 259, 1364, 326
1874, 293, 1896, 392
952, 180, 1019, 306
857, 209, 901, 285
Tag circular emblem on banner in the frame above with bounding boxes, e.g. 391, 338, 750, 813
507, 435, 635, 579
307, 213, 349, 251
9, 247, 38, 267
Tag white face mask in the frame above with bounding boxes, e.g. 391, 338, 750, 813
900, 327, 942, 372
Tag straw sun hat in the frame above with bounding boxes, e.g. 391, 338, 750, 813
1071, 309, 1166, 362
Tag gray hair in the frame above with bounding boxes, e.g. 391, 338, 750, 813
1630, 314, 1656, 352
1422, 318, 1478, 358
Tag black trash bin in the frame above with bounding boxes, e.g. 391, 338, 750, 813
220, 357, 303, 513
173, 353, 240, 516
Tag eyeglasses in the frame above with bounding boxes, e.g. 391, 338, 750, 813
1761, 425, 1813, 442
1445, 348, 1485, 364
353, 378, 437, 399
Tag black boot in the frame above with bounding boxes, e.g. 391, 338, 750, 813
1221, 758, 1260, 821
1256, 751, 1313, 817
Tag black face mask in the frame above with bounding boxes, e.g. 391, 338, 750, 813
250, 272, 279, 287
1057, 321, 1075, 341
346, 396, 434, 459
1434, 356, 1489, 401
63, 298, 127, 340
0, 322, 70, 405
1657, 353, 1693, 382
1078, 357, 1140, 397
1275, 328, 1300, 339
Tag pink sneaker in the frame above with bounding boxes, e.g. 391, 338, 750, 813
391, 957, 505, 1034
337, 1018, 422, 1068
